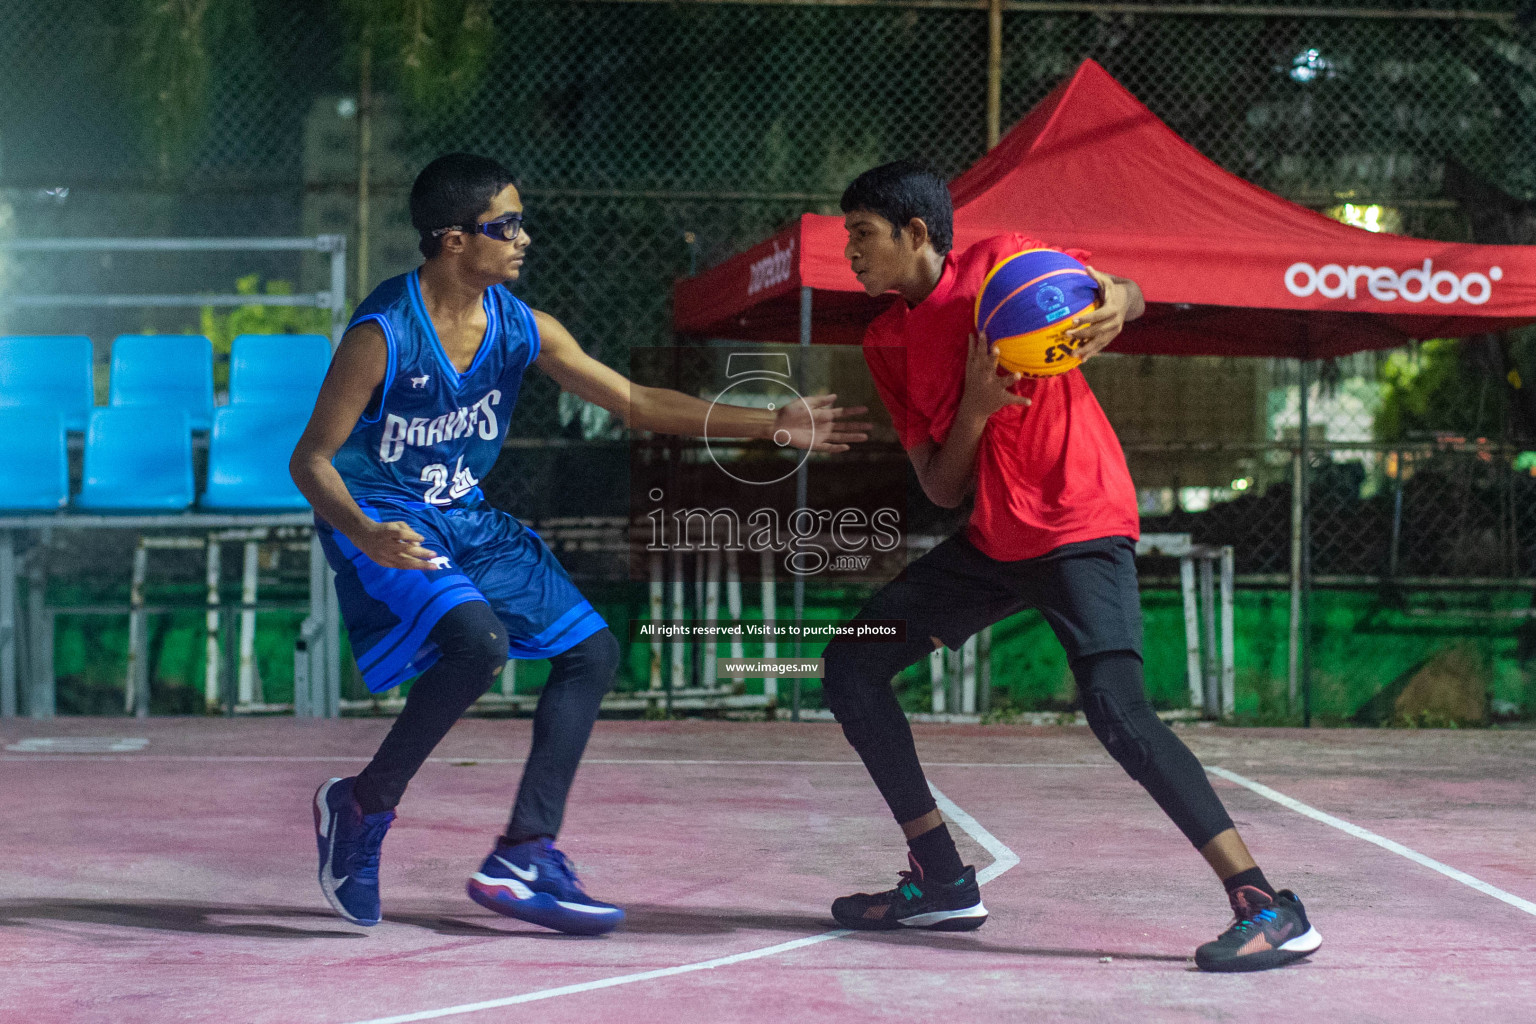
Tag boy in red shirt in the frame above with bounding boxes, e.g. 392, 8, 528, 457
821, 161, 1320, 973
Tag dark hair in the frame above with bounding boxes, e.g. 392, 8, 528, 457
410, 153, 517, 259
839, 160, 953, 256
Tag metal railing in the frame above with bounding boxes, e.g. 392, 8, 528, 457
0, 516, 340, 721
0, 236, 349, 347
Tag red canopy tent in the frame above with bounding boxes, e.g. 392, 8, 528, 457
672, 59, 1536, 357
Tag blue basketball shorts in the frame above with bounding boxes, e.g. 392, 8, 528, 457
316, 498, 607, 693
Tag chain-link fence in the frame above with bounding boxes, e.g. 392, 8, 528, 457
3, 0, 1535, 716
1093, 343, 1536, 582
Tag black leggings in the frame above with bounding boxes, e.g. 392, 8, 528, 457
353, 602, 619, 840
822, 642, 1234, 851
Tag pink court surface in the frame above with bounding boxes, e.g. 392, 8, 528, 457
3, 718, 1534, 1024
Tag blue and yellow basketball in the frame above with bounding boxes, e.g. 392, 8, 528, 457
974, 248, 1100, 377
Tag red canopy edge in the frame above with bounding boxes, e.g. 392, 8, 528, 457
672, 60, 1536, 359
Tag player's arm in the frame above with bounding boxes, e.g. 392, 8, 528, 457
532, 309, 871, 451
908, 334, 1031, 509
288, 321, 440, 570
1066, 269, 1145, 360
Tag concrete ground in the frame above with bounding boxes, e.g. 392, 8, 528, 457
3, 718, 1533, 1024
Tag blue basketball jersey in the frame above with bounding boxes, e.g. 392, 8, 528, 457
331, 270, 539, 507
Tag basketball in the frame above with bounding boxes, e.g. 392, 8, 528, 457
974, 248, 1100, 377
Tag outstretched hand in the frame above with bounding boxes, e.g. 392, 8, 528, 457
772, 393, 873, 452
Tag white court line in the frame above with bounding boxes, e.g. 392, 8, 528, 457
930, 782, 1020, 885
590, 759, 1110, 768
0, 754, 1110, 768
339, 931, 854, 1024
337, 780, 1016, 1024
1208, 765, 1536, 918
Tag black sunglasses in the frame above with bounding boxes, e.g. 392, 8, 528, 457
430, 212, 525, 243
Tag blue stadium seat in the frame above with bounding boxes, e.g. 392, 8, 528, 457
229, 334, 331, 407
200, 404, 310, 510
0, 409, 68, 511
0, 335, 95, 431
109, 335, 214, 431
78, 407, 194, 511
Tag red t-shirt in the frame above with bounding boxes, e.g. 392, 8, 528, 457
862, 232, 1140, 562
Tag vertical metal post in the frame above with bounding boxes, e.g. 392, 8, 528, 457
305, 533, 341, 719
689, 549, 703, 691
327, 235, 348, 349
1298, 358, 1313, 727
1220, 546, 1235, 719
499, 659, 517, 697
293, 638, 311, 718
725, 548, 744, 686
238, 540, 260, 706
1388, 455, 1404, 578
27, 543, 53, 719
205, 536, 222, 711
977, 625, 992, 715
759, 548, 777, 702
222, 612, 238, 716
986, 0, 1003, 149
324, 566, 341, 718
946, 646, 961, 713
793, 285, 812, 722
930, 644, 946, 714
126, 537, 149, 717
300, 533, 327, 719
1180, 556, 1201, 709
354, 22, 373, 304
1288, 447, 1302, 713
668, 549, 685, 696
648, 552, 664, 691
704, 548, 721, 689
0, 531, 15, 719
1199, 554, 1217, 715
960, 634, 978, 714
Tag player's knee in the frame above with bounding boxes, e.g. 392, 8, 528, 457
457, 627, 509, 687
1083, 687, 1154, 780
1076, 653, 1154, 779
1074, 651, 1157, 778
432, 603, 508, 688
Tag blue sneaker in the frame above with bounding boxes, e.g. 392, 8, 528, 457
466, 838, 625, 936
312, 776, 395, 926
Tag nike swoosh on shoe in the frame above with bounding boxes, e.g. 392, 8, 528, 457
556, 900, 621, 914
493, 855, 538, 882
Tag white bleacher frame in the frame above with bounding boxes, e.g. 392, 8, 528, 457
0, 515, 338, 721
0, 236, 348, 719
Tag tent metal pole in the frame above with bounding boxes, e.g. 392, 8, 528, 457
1298, 357, 1313, 727
792, 285, 812, 722
1287, 445, 1301, 713
986, 0, 1003, 149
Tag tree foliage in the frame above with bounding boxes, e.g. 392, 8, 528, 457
340, 0, 494, 119
1376, 332, 1536, 443
117, 0, 252, 177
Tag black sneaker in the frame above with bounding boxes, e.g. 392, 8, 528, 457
1195, 886, 1322, 972
831, 854, 988, 931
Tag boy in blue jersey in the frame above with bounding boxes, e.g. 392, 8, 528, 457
292, 153, 869, 934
